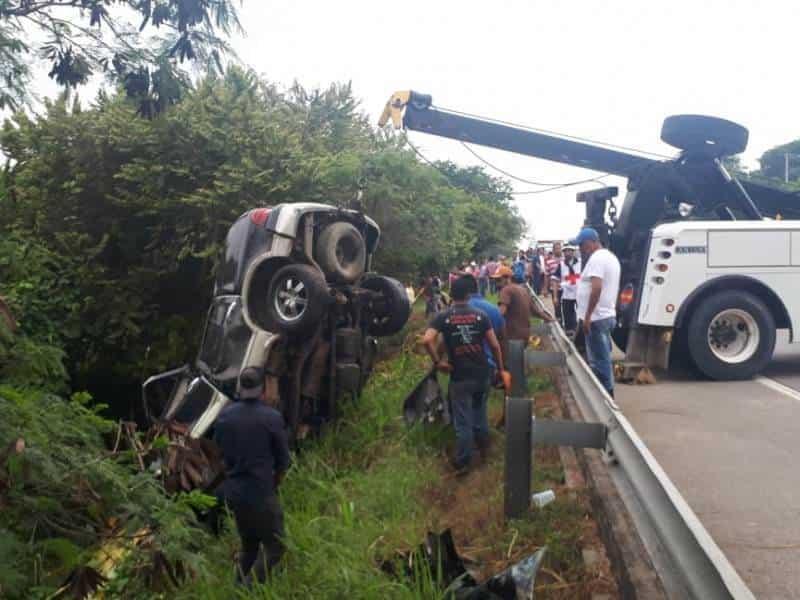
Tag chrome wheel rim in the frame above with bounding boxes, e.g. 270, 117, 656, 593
274, 276, 308, 322
707, 308, 759, 364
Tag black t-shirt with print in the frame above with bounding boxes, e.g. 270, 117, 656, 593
430, 303, 491, 382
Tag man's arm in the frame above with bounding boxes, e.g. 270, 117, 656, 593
422, 327, 451, 372
485, 328, 504, 373
529, 295, 555, 322
582, 276, 603, 333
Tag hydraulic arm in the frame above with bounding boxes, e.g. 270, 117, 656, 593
379, 91, 657, 177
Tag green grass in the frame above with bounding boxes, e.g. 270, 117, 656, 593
181, 346, 447, 600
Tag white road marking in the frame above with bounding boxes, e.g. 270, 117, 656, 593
755, 376, 800, 403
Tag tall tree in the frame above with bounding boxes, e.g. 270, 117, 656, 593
0, 0, 242, 114
756, 139, 800, 186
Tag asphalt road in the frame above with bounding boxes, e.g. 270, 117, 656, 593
615, 332, 800, 600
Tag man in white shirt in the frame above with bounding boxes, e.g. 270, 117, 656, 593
557, 245, 581, 335
570, 227, 621, 396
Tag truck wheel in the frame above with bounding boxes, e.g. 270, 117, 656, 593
266, 264, 329, 335
661, 115, 748, 157
362, 275, 411, 337
687, 291, 775, 380
315, 222, 366, 283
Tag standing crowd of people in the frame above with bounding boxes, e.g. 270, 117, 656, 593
420, 226, 620, 478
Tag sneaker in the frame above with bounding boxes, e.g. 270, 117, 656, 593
450, 459, 470, 477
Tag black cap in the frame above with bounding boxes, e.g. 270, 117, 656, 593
239, 366, 265, 400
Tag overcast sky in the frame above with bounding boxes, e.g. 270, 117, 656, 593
232, 0, 800, 242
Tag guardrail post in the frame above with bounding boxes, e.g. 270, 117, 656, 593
504, 341, 531, 520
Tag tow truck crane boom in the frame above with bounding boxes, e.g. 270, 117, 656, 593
379, 91, 655, 178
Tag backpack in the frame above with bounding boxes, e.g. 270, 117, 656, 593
512, 259, 526, 282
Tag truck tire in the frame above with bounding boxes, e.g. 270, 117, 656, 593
661, 115, 748, 157
362, 275, 411, 337
315, 222, 366, 283
266, 264, 329, 335
686, 291, 775, 380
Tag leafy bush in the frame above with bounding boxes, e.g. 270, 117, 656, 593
0, 384, 214, 598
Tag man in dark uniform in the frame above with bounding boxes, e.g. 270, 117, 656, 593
422, 276, 505, 475
214, 366, 291, 584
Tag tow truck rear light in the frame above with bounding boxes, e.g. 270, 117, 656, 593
655, 263, 669, 272
653, 276, 665, 284
619, 284, 635, 306
662, 238, 675, 247
658, 251, 672, 259
250, 208, 271, 226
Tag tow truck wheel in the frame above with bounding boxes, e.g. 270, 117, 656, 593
266, 264, 329, 335
687, 291, 775, 380
661, 115, 748, 157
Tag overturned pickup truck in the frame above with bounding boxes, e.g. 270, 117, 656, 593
143, 203, 411, 444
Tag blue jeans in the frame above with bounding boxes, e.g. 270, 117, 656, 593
479, 277, 489, 297
448, 377, 491, 468
585, 317, 616, 396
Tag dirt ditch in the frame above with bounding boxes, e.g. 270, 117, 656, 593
415, 380, 619, 599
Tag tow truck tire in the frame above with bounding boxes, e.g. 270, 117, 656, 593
266, 264, 329, 335
687, 291, 775, 380
661, 115, 748, 157
362, 275, 411, 337
315, 222, 367, 283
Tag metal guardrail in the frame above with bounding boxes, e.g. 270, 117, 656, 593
528, 287, 755, 600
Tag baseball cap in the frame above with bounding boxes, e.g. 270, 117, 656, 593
239, 366, 265, 400
569, 227, 600, 246
491, 265, 513, 279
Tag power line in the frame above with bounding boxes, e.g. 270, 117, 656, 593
460, 142, 612, 192
509, 178, 611, 195
407, 137, 610, 196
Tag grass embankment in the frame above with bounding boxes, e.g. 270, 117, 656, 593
188, 306, 616, 599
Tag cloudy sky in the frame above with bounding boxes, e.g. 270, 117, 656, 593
233, 0, 800, 241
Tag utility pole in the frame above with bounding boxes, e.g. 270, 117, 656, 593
785, 153, 790, 183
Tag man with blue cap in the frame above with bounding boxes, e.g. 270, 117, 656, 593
569, 227, 621, 396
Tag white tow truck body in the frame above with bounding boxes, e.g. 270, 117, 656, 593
626, 220, 798, 379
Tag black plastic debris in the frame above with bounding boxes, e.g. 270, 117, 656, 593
402, 369, 449, 425
382, 529, 547, 600
446, 548, 547, 599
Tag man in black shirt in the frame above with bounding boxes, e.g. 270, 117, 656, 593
214, 366, 291, 584
422, 276, 505, 474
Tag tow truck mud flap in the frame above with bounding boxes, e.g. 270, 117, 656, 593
619, 325, 671, 383
402, 369, 449, 425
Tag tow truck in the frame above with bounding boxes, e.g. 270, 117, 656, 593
381, 91, 800, 380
